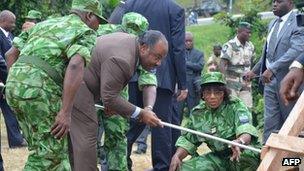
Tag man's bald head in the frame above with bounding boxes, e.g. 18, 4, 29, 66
0, 10, 16, 32
185, 32, 194, 50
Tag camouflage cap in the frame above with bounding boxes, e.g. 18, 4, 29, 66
121, 12, 149, 35
71, 0, 106, 21
25, 10, 42, 20
238, 21, 251, 30
201, 72, 226, 85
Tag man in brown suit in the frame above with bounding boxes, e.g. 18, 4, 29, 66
69, 30, 168, 170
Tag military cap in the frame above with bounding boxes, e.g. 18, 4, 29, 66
71, 0, 106, 22
201, 72, 226, 86
25, 10, 42, 20
238, 21, 251, 30
121, 12, 149, 35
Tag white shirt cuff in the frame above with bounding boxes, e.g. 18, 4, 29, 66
289, 61, 303, 70
131, 107, 141, 118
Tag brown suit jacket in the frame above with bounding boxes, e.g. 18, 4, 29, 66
73, 32, 139, 118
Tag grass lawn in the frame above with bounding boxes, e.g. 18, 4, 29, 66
186, 23, 231, 61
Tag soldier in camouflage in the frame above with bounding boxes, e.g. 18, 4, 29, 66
220, 22, 255, 109
4, 0, 104, 170
169, 72, 260, 171
22, 10, 42, 31
96, 12, 153, 171
207, 44, 222, 72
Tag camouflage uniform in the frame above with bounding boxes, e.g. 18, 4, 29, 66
96, 12, 152, 171
221, 36, 255, 108
5, 0, 103, 170
176, 72, 261, 171
206, 54, 220, 72
25, 10, 42, 21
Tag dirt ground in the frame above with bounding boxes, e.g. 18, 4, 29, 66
1, 116, 208, 171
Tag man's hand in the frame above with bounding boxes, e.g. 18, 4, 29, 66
230, 140, 242, 162
176, 89, 188, 101
51, 109, 71, 139
262, 69, 273, 84
104, 106, 117, 117
280, 68, 304, 105
139, 109, 163, 127
243, 71, 256, 82
169, 154, 182, 171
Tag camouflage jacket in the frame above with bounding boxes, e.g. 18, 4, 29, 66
176, 97, 259, 155
13, 14, 97, 79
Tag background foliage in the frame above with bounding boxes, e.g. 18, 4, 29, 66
0, 0, 120, 35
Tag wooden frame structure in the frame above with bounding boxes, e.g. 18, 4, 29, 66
258, 92, 304, 170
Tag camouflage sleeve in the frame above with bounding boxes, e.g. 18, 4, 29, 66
175, 114, 203, 155
137, 66, 157, 91
233, 99, 259, 138
119, 86, 129, 100
66, 29, 97, 66
97, 24, 121, 36
220, 42, 232, 62
12, 31, 29, 50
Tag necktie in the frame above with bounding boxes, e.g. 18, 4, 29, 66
267, 18, 282, 57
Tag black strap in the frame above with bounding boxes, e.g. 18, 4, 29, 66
18, 56, 63, 87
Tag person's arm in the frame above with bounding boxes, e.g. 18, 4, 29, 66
219, 43, 232, 75
280, 53, 304, 105
142, 85, 156, 109
267, 26, 304, 75
230, 99, 258, 161
5, 46, 20, 70
100, 58, 162, 127
170, 5, 188, 101
138, 66, 157, 109
169, 147, 189, 171
219, 58, 228, 74
51, 54, 85, 139
186, 51, 204, 72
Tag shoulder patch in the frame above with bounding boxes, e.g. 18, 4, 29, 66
222, 44, 229, 53
239, 115, 249, 124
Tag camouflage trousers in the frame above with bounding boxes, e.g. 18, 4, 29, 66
97, 110, 129, 171
181, 150, 260, 171
6, 81, 70, 171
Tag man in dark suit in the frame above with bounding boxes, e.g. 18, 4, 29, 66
0, 10, 25, 148
183, 32, 204, 114
109, 0, 188, 170
245, 0, 304, 143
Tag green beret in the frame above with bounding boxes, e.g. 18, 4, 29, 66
238, 21, 251, 30
25, 10, 42, 20
71, 0, 106, 22
121, 12, 149, 36
201, 72, 226, 86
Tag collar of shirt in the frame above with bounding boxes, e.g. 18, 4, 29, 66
0, 27, 9, 37
234, 36, 249, 48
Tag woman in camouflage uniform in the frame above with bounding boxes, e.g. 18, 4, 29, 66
169, 72, 260, 171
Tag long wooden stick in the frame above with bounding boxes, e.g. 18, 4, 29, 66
161, 121, 261, 153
